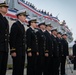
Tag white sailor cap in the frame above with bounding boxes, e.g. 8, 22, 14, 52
46, 22, 52, 27
62, 33, 67, 36
16, 9, 28, 16
57, 32, 62, 35
27, 17, 38, 27
0, 0, 8, 7
28, 17, 38, 23
38, 21, 46, 26
51, 27, 57, 32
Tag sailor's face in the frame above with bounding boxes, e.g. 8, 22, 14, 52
31, 22, 37, 28
40, 25, 46, 30
57, 34, 62, 38
63, 35, 67, 39
0, 6, 8, 14
53, 31, 57, 36
18, 15, 26, 22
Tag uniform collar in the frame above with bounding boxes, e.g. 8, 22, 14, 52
30, 26, 35, 30
18, 20, 25, 25
0, 13, 6, 17
40, 29, 45, 32
53, 34, 56, 38
47, 30, 51, 34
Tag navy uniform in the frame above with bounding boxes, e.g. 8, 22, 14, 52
61, 33, 69, 75
50, 28, 60, 75
56, 32, 63, 75
36, 22, 46, 75
10, 9, 28, 75
73, 41, 76, 70
26, 18, 38, 75
44, 23, 53, 75
0, 1, 9, 75
56, 32, 63, 57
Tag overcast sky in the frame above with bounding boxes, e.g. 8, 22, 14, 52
25, 0, 76, 41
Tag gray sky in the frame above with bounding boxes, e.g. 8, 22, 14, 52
25, 0, 76, 40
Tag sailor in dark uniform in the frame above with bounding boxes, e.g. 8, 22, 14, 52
36, 21, 46, 75
61, 33, 69, 75
10, 9, 28, 75
56, 32, 63, 75
44, 23, 53, 75
26, 18, 39, 75
73, 40, 76, 70
50, 28, 60, 75
0, 1, 9, 75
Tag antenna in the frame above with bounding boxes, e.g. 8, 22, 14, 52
56, 13, 60, 18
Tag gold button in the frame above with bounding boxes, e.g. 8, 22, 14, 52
5, 34, 7, 36
5, 39, 7, 41
6, 29, 7, 31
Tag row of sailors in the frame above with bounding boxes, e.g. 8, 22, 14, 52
10, 9, 68, 75
0, 1, 68, 75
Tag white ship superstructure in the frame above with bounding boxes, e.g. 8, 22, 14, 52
6, 0, 73, 43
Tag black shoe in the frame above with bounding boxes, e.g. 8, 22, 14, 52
74, 68, 76, 70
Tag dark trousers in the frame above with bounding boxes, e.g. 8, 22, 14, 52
35, 54, 45, 75
74, 57, 76, 70
60, 56, 66, 75
44, 56, 50, 75
51, 56, 60, 75
27, 52, 37, 75
48, 56, 54, 75
12, 55, 25, 75
0, 52, 8, 75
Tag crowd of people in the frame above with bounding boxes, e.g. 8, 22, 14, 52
0, 1, 76, 75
